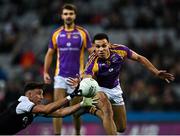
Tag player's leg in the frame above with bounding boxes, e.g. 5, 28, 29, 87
94, 92, 117, 135
53, 88, 66, 135
104, 85, 127, 133
53, 76, 68, 135
70, 96, 83, 135
112, 104, 127, 133
76, 101, 127, 133
72, 95, 117, 135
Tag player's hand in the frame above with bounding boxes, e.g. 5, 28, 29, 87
80, 97, 98, 107
66, 74, 80, 88
69, 84, 82, 98
156, 70, 175, 83
44, 73, 52, 84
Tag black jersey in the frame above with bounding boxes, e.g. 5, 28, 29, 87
0, 96, 35, 134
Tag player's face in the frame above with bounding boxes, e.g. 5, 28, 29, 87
29, 89, 44, 104
61, 9, 76, 25
94, 39, 110, 59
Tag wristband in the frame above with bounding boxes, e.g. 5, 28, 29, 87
80, 101, 83, 106
66, 95, 72, 101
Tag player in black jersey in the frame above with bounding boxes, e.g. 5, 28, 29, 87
0, 82, 96, 134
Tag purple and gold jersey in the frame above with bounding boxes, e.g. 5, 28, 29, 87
85, 44, 132, 89
49, 25, 92, 77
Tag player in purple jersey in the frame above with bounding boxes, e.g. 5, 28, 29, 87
43, 4, 93, 135
67, 33, 175, 135
86, 33, 174, 134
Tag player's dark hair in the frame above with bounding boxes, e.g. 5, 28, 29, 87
93, 33, 109, 43
61, 3, 77, 14
23, 82, 45, 95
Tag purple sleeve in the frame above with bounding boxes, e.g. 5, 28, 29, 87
85, 57, 95, 76
114, 45, 132, 59
48, 39, 54, 49
84, 29, 92, 49
48, 30, 58, 49
125, 46, 132, 58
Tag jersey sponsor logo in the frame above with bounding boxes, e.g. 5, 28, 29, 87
60, 47, 79, 51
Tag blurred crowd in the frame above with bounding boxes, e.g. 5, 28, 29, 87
0, 0, 180, 112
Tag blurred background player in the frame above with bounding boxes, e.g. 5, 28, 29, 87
43, 3, 93, 135
0, 82, 97, 135
80, 33, 175, 133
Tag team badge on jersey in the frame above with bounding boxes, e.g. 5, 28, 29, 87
112, 55, 123, 63
72, 34, 79, 39
106, 60, 111, 66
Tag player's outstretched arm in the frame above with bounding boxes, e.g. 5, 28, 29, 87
31, 96, 70, 114
31, 88, 82, 115
130, 50, 175, 83
47, 97, 98, 117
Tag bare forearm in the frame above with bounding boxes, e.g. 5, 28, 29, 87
137, 55, 159, 76
44, 53, 53, 73
45, 97, 70, 113
33, 97, 70, 114
50, 104, 81, 117
130, 51, 174, 83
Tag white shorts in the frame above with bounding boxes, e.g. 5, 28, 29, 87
54, 76, 74, 94
99, 84, 124, 105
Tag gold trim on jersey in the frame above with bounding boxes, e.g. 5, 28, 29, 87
55, 48, 60, 76
77, 27, 87, 74
111, 50, 127, 58
52, 27, 63, 49
92, 57, 99, 76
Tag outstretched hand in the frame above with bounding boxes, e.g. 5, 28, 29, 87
67, 74, 82, 98
69, 84, 82, 98
80, 97, 99, 107
156, 70, 175, 83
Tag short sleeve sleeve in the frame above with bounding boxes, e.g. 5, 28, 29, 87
16, 98, 35, 114
85, 55, 98, 76
48, 34, 57, 49
85, 30, 92, 49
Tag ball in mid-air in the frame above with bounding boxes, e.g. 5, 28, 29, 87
79, 78, 99, 97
